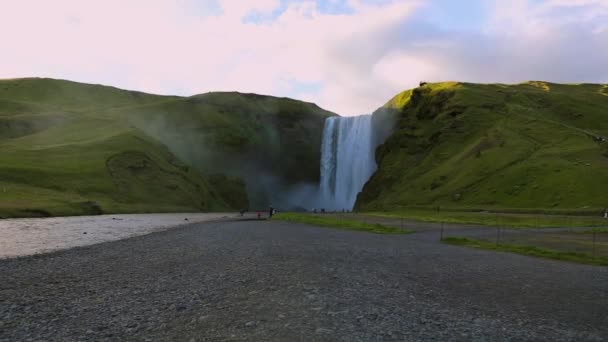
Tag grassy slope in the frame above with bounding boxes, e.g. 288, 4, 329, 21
357, 81, 608, 213
443, 237, 608, 266
275, 213, 412, 234
0, 78, 332, 218
121, 91, 334, 207
367, 210, 608, 228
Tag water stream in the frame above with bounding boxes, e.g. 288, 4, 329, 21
319, 115, 377, 210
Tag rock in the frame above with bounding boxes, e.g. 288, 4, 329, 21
244, 321, 257, 328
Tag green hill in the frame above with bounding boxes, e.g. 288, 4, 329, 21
357, 81, 608, 213
4, 78, 607, 218
0, 78, 334, 218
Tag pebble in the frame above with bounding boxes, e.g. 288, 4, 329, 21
315, 328, 334, 334
244, 321, 257, 328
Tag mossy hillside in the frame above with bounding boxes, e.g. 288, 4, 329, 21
0, 77, 173, 113
357, 82, 608, 212
122, 91, 335, 206
0, 78, 331, 217
0, 127, 233, 218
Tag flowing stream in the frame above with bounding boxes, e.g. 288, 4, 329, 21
319, 115, 377, 210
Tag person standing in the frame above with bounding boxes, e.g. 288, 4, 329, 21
269, 205, 274, 219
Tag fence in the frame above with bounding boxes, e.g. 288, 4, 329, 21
440, 225, 608, 261
331, 213, 608, 263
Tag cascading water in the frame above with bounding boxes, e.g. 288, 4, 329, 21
319, 115, 377, 210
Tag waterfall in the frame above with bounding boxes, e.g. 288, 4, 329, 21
319, 115, 376, 210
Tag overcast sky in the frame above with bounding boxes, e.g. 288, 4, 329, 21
1, 0, 607, 115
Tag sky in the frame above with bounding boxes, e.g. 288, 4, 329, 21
1, 0, 607, 115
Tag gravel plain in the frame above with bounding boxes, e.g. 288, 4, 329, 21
1, 219, 607, 341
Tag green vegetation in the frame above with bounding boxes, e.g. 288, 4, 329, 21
443, 237, 608, 266
275, 213, 413, 234
580, 228, 608, 234
358, 81, 608, 214
4, 77, 608, 219
0, 78, 334, 218
367, 209, 608, 228
124, 91, 334, 207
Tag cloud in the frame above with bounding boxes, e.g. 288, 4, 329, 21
0, 0, 606, 116
362, 0, 608, 106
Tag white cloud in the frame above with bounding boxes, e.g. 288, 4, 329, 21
0, 0, 606, 115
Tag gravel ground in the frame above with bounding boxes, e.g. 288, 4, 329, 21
1, 219, 607, 341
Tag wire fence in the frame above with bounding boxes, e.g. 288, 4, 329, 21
440, 225, 608, 260
330, 213, 608, 262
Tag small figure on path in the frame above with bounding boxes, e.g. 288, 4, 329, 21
604, 208, 607, 219
269, 205, 274, 219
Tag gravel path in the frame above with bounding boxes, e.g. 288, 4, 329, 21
1, 219, 607, 341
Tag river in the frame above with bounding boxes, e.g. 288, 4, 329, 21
0, 213, 231, 258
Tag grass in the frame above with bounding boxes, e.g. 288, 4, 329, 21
4, 77, 608, 218
366, 209, 608, 228
580, 228, 608, 234
0, 78, 334, 217
443, 237, 608, 266
358, 81, 608, 212
275, 213, 413, 234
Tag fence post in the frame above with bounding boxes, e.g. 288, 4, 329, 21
496, 226, 501, 247
592, 231, 596, 259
